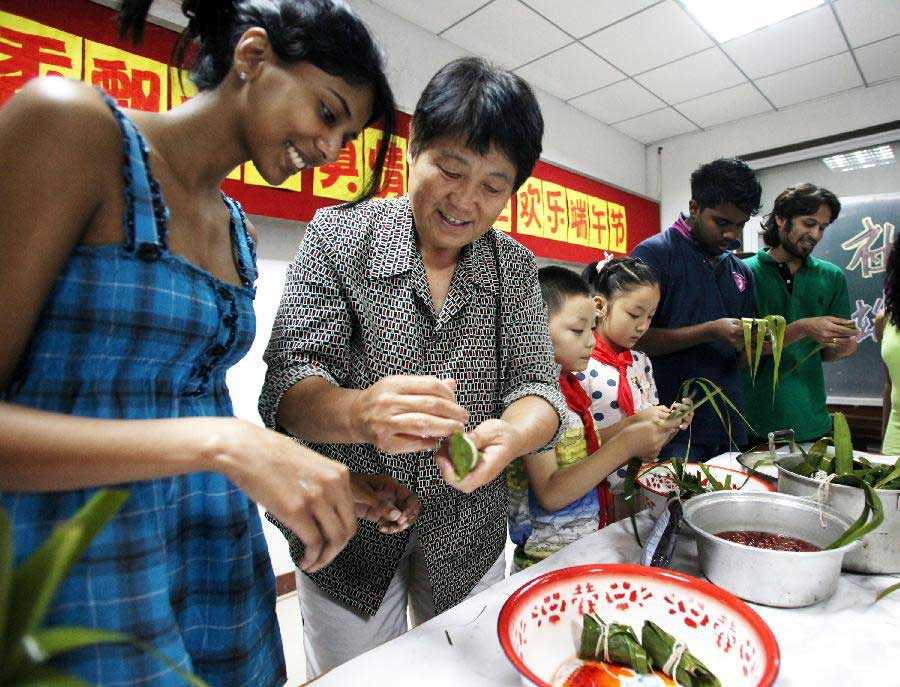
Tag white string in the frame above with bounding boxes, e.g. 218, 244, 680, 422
590, 613, 611, 662
663, 639, 687, 684
814, 473, 838, 527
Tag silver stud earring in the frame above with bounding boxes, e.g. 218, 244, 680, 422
239, 71, 247, 82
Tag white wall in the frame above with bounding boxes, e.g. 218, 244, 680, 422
647, 78, 900, 230
348, 0, 649, 196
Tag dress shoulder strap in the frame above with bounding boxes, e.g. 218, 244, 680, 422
222, 194, 258, 292
97, 89, 169, 258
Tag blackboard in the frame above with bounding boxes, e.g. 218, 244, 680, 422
812, 193, 897, 404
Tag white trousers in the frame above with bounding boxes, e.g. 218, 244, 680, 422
296, 530, 505, 679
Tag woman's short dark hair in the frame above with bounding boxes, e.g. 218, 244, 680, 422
761, 183, 841, 248
580, 256, 658, 300
538, 266, 591, 316
690, 158, 762, 216
119, 0, 396, 203
409, 57, 543, 191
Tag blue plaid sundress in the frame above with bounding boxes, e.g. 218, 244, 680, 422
0, 94, 286, 686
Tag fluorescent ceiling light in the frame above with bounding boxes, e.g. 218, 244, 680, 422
822, 145, 896, 173
680, 0, 824, 43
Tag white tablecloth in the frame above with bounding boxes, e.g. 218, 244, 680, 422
309, 454, 900, 686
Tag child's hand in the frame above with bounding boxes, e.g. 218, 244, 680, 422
669, 397, 694, 430
633, 405, 671, 424
625, 415, 681, 460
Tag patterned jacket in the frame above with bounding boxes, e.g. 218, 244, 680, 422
259, 195, 566, 616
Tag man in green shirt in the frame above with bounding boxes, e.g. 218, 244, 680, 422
742, 184, 858, 443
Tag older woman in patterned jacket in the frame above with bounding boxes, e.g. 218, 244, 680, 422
259, 57, 567, 678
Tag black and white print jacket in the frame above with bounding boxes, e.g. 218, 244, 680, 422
259, 195, 566, 616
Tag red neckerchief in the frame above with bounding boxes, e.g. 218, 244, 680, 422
559, 371, 612, 528
591, 332, 635, 417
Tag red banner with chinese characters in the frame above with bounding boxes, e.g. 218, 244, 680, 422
0, 0, 658, 260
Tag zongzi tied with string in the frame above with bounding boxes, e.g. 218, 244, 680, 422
578, 613, 653, 674
641, 620, 721, 687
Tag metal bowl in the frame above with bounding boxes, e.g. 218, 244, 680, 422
777, 455, 900, 574
682, 491, 860, 608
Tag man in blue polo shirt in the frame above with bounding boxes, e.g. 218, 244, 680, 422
631, 158, 761, 461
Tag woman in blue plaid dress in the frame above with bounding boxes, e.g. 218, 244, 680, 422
0, 1, 418, 685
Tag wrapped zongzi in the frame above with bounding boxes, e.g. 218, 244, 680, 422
578, 613, 653, 674
449, 431, 480, 479
641, 620, 721, 687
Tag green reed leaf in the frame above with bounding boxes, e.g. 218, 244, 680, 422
753, 320, 766, 380
833, 412, 853, 477
874, 457, 900, 490
623, 457, 644, 547
741, 318, 755, 381
876, 582, 900, 602
826, 476, 884, 550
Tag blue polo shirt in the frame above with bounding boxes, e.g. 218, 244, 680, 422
631, 214, 756, 446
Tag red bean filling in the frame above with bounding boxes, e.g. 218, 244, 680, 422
716, 530, 820, 552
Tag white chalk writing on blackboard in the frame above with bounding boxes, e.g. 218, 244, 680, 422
851, 296, 885, 343
841, 216, 895, 278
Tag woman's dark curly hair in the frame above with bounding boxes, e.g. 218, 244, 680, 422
118, 0, 396, 203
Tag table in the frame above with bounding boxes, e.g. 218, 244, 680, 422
310, 455, 900, 686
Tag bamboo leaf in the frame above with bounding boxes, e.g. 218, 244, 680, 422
4, 491, 128, 677
765, 315, 786, 402
833, 412, 853, 477
741, 318, 754, 381
826, 476, 884, 550
753, 318, 766, 381
623, 457, 644, 547
687, 376, 756, 451
698, 463, 724, 491
874, 457, 900, 490
23, 627, 210, 687
876, 582, 900, 602
1, 525, 83, 680
23, 626, 132, 661
7, 664, 93, 687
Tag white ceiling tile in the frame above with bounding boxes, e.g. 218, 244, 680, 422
635, 48, 746, 104
675, 83, 773, 128
370, 0, 490, 34
723, 5, 846, 78
612, 107, 698, 143
521, 0, 660, 38
756, 52, 864, 108
441, 0, 571, 69
855, 34, 900, 83
515, 43, 624, 100
569, 79, 665, 123
833, 0, 900, 47
581, 1, 713, 75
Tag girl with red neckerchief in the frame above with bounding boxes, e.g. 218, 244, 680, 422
578, 255, 694, 522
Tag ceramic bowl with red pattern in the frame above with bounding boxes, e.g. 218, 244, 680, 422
498, 564, 779, 687
637, 462, 774, 518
